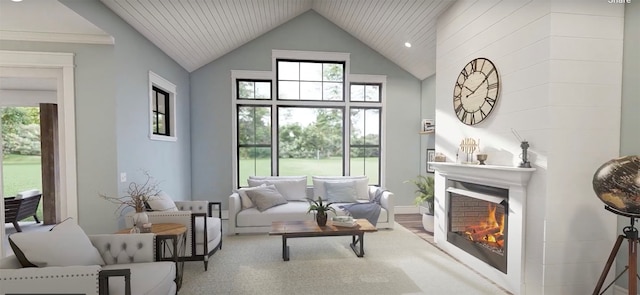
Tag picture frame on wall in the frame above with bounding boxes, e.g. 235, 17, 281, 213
427, 149, 435, 173
421, 119, 435, 133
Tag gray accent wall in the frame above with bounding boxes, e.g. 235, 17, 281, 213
616, 1, 640, 289
190, 11, 421, 207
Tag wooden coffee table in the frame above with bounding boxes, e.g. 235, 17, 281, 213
269, 219, 377, 261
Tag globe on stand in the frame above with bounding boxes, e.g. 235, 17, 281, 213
592, 155, 640, 214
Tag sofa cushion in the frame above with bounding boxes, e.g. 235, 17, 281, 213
15, 189, 40, 199
324, 181, 358, 203
146, 191, 178, 212
247, 176, 307, 201
312, 176, 369, 200
235, 184, 267, 209
245, 185, 288, 212
102, 261, 175, 295
8, 218, 105, 267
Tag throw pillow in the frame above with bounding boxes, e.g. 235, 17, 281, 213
235, 184, 267, 209
312, 176, 369, 200
245, 185, 288, 212
324, 181, 358, 203
9, 218, 105, 267
247, 177, 307, 201
146, 191, 178, 211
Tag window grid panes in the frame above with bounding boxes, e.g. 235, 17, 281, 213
152, 86, 170, 136
237, 105, 272, 186
233, 57, 384, 188
277, 60, 345, 101
350, 107, 381, 185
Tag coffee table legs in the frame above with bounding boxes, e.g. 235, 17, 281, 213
350, 233, 365, 257
282, 236, 290, 261
280, 233, 366, 261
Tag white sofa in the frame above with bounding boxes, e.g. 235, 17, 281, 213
229, 176, 394, 234
0, 219, 175, 295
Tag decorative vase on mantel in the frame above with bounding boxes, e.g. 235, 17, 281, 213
316, 212, 328, 226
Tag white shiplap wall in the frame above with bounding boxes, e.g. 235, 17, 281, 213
435, 0, 623, 294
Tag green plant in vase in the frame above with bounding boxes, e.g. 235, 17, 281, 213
405, 175, 435, 214
307, 196, 336, 226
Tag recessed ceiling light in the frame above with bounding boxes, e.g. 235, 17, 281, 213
11, 0, 23, 2
404, 42, 412, 48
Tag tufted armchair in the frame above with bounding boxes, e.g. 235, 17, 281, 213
0, 232, 176, 295
127, 199, 222, 270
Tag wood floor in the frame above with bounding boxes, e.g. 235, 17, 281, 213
395, 213, 434, 244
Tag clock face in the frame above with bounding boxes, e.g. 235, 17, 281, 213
453, 58, 500, 125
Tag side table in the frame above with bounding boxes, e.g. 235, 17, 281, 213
116, 223, 186, 290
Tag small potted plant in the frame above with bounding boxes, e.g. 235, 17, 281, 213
405, 175, 435, 232
307, 196, 336, 226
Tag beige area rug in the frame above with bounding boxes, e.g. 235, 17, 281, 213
180, 223, 510, 295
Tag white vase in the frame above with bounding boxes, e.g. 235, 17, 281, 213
422, 213, 434, 233
132, 211, 149, 228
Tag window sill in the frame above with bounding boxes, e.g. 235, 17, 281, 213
150, 134, 177, 142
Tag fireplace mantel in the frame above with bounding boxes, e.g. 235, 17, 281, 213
430, 162, 536, 294
430, 162, 535, 188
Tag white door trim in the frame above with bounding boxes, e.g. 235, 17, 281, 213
0, 50, 77, 257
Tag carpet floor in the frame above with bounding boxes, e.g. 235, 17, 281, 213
179, 219, 510, 295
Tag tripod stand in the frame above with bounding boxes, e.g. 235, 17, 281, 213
593, 206, 640, 295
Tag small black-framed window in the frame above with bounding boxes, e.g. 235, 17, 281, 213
237, 79, 272, 100
350, 83, 382, 102
152, 86, 170, 136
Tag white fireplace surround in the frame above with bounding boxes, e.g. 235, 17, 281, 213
430, 162, 535, 295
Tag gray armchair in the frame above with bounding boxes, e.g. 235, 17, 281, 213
128, 200, 222, 270
0, 233, 176, 295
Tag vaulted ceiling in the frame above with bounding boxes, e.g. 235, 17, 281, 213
100, 0, 455, 79
0, 0, 455, 80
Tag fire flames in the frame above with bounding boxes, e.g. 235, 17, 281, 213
463, 204, 505, 249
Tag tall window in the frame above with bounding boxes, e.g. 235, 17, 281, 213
233, 52, 385, 187
152, 86, 170, 136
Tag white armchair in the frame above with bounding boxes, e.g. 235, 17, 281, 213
0, 232, 176, 295
129, 200, 222, 270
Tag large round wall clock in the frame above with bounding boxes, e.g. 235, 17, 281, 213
453, 57, 500, 125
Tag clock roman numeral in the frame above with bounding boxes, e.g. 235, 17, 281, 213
488, 82, 498, 90
468, 112, 476, 125
455, 104, 463, 116
461, 111, 468, 122
485, 97, 496, 107
461, 68, 469, 79
484, 67, 495, 77
470, 60, 477, 73
479, 108, 487, 119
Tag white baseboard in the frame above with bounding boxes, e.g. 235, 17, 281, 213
394, 206, 420, 214
612, 284, 631, 295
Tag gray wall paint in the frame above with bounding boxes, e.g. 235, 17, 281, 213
190, 11, 421, 207
420, 75, 436, 176
616, 1, 640, 289
0, 40, 118, 234
61, 0, 192, 205
1, 0, 191, 233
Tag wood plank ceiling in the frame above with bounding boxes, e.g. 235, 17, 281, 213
101, 0, 455, 80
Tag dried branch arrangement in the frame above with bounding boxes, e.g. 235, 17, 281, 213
99, 171, 161, 214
